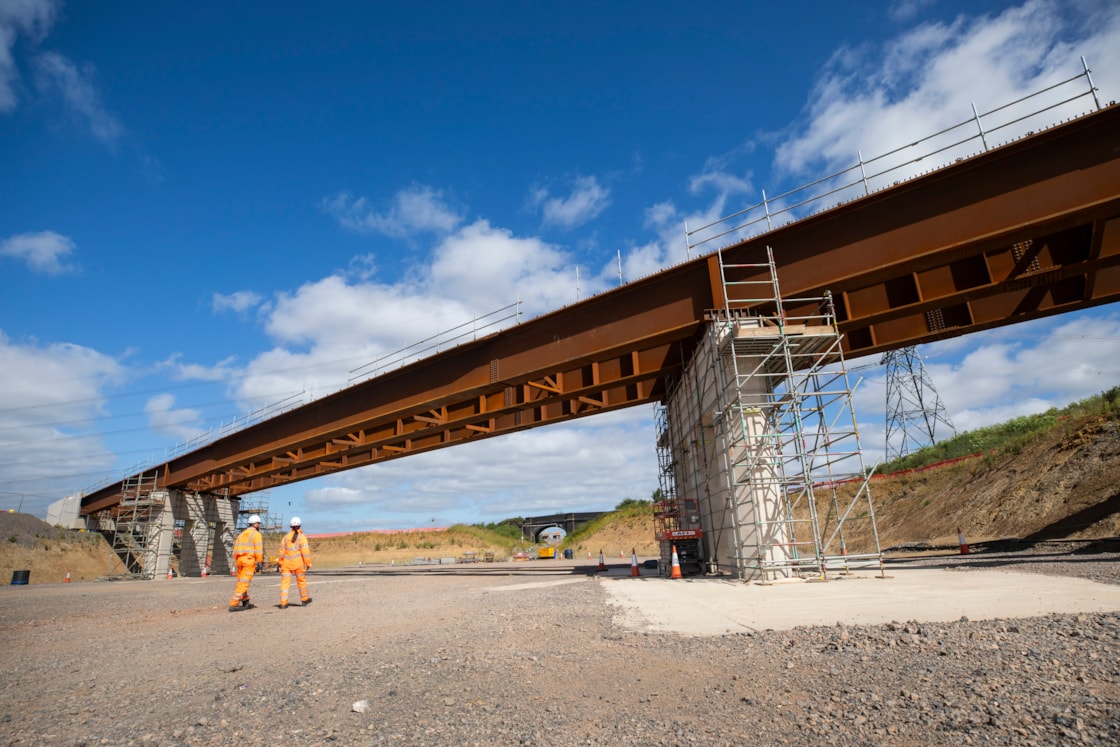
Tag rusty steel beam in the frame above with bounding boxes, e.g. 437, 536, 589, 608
80, 104, 1120, 515
710, 106, 1120, 354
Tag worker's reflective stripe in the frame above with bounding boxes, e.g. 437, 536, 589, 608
232, 527, 263, 561
278, 531, 311, 569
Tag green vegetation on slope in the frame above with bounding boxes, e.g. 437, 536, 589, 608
563, 498, 652, 548
880, 386, 1120, 474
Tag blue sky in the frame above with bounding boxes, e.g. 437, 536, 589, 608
2, 0, 1118, 531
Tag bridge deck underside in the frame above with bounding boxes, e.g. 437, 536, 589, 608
81, 105, 1120, 515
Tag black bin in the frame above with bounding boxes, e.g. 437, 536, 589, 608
563, 549, 574, 559
10, 570, 30, 585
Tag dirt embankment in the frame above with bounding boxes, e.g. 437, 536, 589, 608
857, 413, 1120, 550
4, 412, 1118, 583
0, 511, 113, 583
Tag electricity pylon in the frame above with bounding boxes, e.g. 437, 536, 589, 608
882, 346, 954, 461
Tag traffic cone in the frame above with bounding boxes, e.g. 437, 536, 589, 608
64, 571, 71, 583
957, 528, 970, 555
619, 550, 624, 558
670, 545, 683, 579
597, 549, 606, 572
630, 548, 640, 577
167, 567, 174, 580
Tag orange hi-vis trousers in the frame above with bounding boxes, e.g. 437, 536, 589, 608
228, 557, 258, 607
279, 566, 309, 607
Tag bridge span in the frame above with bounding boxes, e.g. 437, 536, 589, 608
81, 103, 1120, 519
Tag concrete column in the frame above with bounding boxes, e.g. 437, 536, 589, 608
149, 491, 239, 577
148, 490, 175, 579
664, 321, 793, 581
209, 497, 239, 577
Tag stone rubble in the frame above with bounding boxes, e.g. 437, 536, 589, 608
0, 549, 1117, 746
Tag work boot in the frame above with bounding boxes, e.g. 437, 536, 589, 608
228, 605, 245, 613
240, 598, 252, 607
302, 597, 312, 607
241, 602, 255, 610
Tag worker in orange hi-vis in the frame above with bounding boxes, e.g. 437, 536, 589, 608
278, 516, 313, 609
228, 515, 263, 612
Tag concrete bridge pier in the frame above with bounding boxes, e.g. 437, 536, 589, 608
83, 489, 239, 578
170, 491, 239, 577
663, 319, 801, 582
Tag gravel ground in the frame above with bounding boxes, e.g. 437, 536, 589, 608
1, 548, 1118, 747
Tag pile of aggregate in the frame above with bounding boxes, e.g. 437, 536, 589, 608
1, 548, 1117, 746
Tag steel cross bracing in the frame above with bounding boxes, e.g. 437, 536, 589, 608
79, 102, 1120, 518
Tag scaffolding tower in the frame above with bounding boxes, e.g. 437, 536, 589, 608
883, 346, 955, 461
234, 491, 281, 569
660, 246, 884, 581
100, 470, 167, 579
653, 404, 704, 575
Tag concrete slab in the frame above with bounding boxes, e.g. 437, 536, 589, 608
602, 567, 1120, 636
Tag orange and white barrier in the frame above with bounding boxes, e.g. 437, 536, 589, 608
630, 548, 640, 577
670, 545, 683, 579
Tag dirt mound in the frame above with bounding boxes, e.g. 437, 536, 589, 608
0, 512, 116, 584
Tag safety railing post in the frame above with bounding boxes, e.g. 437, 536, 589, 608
971, 102, 989, 151
1082, 56, 1101, 111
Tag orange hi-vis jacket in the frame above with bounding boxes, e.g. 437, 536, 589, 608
232, 527, 263, 564
278, 530, 311, 571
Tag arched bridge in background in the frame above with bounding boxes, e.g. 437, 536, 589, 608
80, 102, 1120, 518
521, 512, 606, 542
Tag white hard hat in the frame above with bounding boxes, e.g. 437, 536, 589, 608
289, 516, 302, 527
248, 515, 261, 525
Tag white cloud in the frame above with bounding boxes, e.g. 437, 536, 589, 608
212, 290, 263, 314
0, 330, 125, 516
33, 50, 122, 144
321, 184, 462, 237
889, 0, 935, 23
933, 314, 1120, 428
0, 0, 58, 112
528, 175, 611, 230
616, 240, 666, 284
225, 218, 593, 408
303, 406, 660, 527
156, 353, 242, 384
429, 219, 580, 314
144, 393, 206, 442
850, 310, 1120, 459
0, 230, 78, 275
775, 1, 1120, 184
